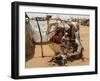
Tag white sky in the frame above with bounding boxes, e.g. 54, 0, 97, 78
26, 12, 89, 20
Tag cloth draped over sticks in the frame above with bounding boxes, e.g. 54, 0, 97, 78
25, 14, 83, 57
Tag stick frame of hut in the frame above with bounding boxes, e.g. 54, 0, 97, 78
26, 15, 83, 59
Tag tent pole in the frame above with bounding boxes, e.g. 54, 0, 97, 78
36, 18, 44, 57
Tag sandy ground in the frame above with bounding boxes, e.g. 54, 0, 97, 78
25, 25, 89, 68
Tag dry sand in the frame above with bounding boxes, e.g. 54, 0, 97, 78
25, 25, 89, 68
